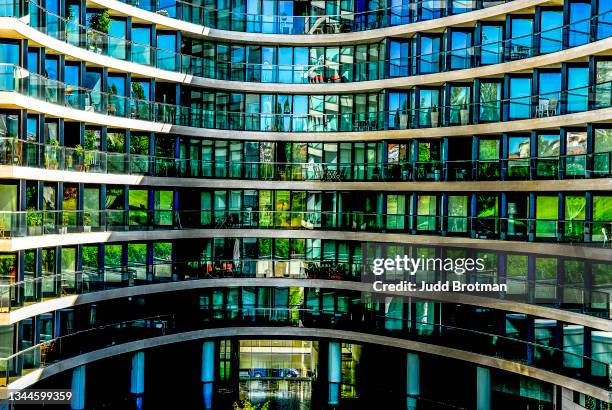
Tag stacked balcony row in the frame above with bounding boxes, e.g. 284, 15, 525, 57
0, 239, 609, 316
0, 181, 610, 242
0, 2, 611, 83
0, 57, 612, 132
1, 120, 611, 181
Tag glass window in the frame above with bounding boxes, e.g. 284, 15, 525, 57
154, 190, 173, 226
536, 133, 560, 177
386, 195, 405, 230
107, 75, 126, 117
449, 30, 472, 70
153, 242, 172, 278
567, 67, 589, 113
509, 18, 534, 59
595, 61, 612, 109
157, 33, 177, 72
508, 135, 530, 179
597, 0, 612, 40
479, 81, 501, 122
419, 36, 440, 74
480, 25, 502, 65
449, 85, 471, 125
109, 19, 127, 60
564, 195, 586, 239
569, 2, 591, 47
448, 195, 468, 232
509, 77, 532, 119
417, 89, 440, 127
84, 187, 100, 227
539, 10, 563, 54
131, 26, 152, 65
416, 195, 437, 231
565, 131, 587, 177
594, 128, 612, 176
0, 41, 19, 69
535, 196, 559, 238
389, 40, 408, 77
538, 71, 561, 116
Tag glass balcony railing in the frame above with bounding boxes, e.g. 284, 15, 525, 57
5, 1, 611, 83
1, 64, 611, 133
0, 307, 608, 390
2, 137, 610, 181
0, 259, 608, 319
0, 209, 609, 245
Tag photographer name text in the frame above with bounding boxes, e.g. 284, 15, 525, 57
372, 280, 507, 292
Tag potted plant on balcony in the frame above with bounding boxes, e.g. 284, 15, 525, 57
60, 212, 69, 234
84, 151, 94, 172
26, 208, 43, 236
75, 144, 84, 171
430, 105, 439, 127
83, 212, 92, 233
87, 10, 111, 54
48, 139, 60, 170
65, 146, 74, 169
460, 103, 469, 125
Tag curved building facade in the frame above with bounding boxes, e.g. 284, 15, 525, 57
0, 0, 610, 408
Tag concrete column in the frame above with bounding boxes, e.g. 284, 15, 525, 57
476, 367, 491, 410
130, 351, 145, 410
406, 353, 419, 410
70, 365, 85, 410
328, 342, 341, 406
201, 341, 215, 410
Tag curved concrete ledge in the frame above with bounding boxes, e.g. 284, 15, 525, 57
0, 165, 610, 191
91, 0, 550, 46
1, 228, 610, 261
4, 278, 609, 330
2, 91, 612, 142
8, 326, 609, 402
2, 15, 610, 94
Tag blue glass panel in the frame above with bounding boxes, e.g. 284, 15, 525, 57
598, 0, 612, 40
509, 77, 532, 119
157, 34, 177, 71
481, 25, 503, 65
567, 67, 589, 112
569, 2, 591, 47
450, 31, 472, 69
539, 11, 563, 54
419, 36, 440, 73
510, 18, 534, 59
109, 20, 127, 60
538, 72, 561, 116
0, 41, 19, 65
131, 27, 151, 65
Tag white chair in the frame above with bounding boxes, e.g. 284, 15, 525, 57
536, 99, 550, 118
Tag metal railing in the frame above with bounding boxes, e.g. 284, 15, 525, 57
1, 137, 610, 181
0, 259, 608, 318
0, 209, 609, 245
